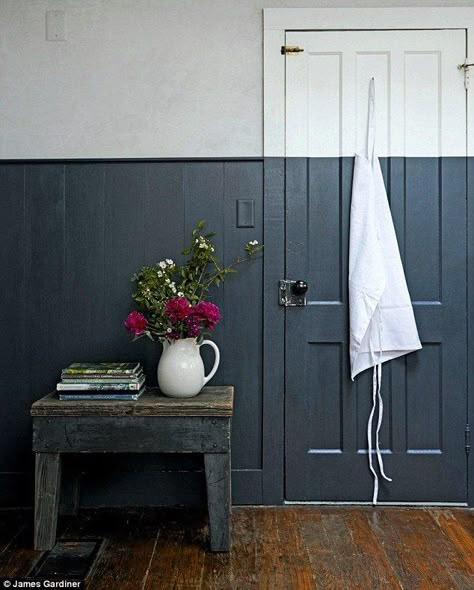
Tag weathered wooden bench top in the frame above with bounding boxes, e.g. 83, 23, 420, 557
31, 386, 234, 417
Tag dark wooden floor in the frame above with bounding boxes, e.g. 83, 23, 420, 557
0, 506, 472, 589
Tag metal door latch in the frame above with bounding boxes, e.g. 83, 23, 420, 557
279, 280, 308, 307
281, 45, 304, 55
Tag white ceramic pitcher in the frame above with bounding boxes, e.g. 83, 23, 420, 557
157, 338, 220, 398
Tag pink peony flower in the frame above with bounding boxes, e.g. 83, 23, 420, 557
125, 311, 148, 336
192, 301, 221, 330
185, 316, 201, 338
167, 329, 181, 340
164, 296, 192, 323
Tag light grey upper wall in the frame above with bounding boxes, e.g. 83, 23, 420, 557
1, 1, 471, 159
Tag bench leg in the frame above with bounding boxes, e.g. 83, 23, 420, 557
34, 453, 61, 551
60, 461, 81, 516
204, 453, 231, 552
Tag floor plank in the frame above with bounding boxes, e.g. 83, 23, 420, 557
429, 510, 474, 580
253, 507, 314, 590
62, 509, 158, 590
143, 509, 206, 589
368, 507, 473, 589
0, 511, 26, 556
201, 508, 252, 589
255, 507, 297, 589
225, 508, 259, 588
0, 525, 44, 577
0, 506, 472, 589
451, 509, 474, 538
348, 509, 402, 589
298, 507, 401, 590
201, 507, 314, 590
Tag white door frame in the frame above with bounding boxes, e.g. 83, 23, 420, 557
261, 7, 474, 505
263, 7, 474, 157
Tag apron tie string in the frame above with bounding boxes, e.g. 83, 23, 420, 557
368, 365, 380, 504
368, 304, 392, 505
376, 362, 392, 484
365, 79, 391, 504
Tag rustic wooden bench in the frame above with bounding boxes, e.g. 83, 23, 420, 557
31, 386, 233, 552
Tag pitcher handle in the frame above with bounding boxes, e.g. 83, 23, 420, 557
201, 340, 220, 385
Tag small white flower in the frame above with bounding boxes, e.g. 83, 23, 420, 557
166, 328, 172, 333
210, 246, 215, 252
195, 238, 199, 243
159, 261, 167, 269
199, 243, 205, 249
178, 292, 184, 297
170, 282, 175, 288
166, 259, 173, 265
157, 271, 163, 277
165, 278, 170, 284
171, 287, 177, 293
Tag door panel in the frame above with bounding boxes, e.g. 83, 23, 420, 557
284, 30, 467, 502
286, 30, 465, 157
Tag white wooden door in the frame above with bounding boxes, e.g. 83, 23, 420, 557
284, 29, 468, 502
286, 30, 465, 158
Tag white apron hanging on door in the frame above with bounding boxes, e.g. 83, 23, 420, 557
349, 79, 422, 504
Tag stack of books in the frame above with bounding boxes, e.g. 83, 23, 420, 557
57, 362, 145, 401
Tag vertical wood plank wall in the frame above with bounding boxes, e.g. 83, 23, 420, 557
1, 157, 472, 506
0, 160, 264, 507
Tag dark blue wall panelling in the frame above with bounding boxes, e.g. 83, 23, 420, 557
0, 160, 264, 507
0, 157, 471, 506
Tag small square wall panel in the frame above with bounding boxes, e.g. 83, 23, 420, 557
46, 11, 67, 42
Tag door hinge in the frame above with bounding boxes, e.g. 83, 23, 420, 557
281, 45, 304, 55
465, 424, 471, 455
457, 61, 472, 90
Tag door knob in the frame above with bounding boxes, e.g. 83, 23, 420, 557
292, 280, 308, 296
279, 279, 308, 306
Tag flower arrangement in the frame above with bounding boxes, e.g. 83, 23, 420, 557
125, 220, 262, 343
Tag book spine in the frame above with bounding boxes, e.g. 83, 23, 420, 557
61, 373, 142, 380
58, 388, 143, 395
59, 393, 140, 400
61, 369, 140, 377
57, 380, 144, 391
62, 366, 140, 376
61, 380, 143, 385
